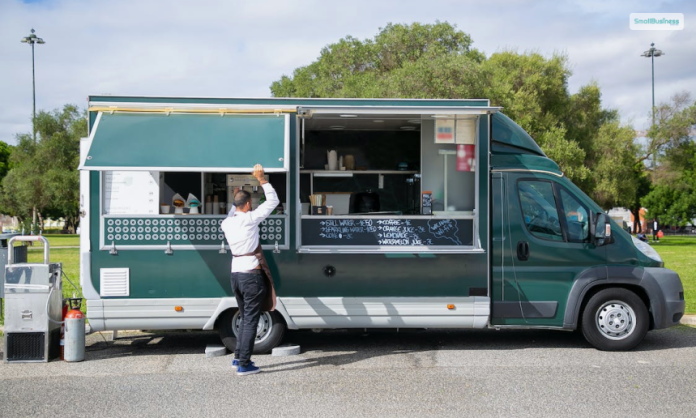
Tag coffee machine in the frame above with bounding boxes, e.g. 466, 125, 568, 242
227, 174, 267, 211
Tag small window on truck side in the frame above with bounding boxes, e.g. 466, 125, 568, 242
559, 188, 589, 243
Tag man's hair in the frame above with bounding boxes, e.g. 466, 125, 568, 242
234, 190, 251, 208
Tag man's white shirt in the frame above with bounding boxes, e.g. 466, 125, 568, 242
221, 183, 279, 272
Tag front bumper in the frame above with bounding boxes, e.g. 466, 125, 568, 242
642, 267, 685, 329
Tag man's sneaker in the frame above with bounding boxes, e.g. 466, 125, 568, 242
232, 359, 254, 367
237, 363, 261, 376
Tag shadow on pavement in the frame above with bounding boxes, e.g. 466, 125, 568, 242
76, 324, 696, 367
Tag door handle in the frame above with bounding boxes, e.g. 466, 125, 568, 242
517, 241, 529, 261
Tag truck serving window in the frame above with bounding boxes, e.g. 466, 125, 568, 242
297, 109, 484, 252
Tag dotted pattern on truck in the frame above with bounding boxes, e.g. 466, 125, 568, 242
102, 216, 286, 247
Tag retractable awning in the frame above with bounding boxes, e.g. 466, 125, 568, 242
297, 105, 500, 117
80, 112, 289, 172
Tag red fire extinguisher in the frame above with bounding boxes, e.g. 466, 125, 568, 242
60, 300, 69, 360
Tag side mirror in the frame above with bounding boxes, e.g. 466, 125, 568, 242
593, 213, 614, 247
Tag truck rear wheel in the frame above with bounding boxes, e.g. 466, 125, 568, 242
581, 288, 649, 351
218, 309, 286, 354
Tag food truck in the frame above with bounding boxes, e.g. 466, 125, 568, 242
79, 96, 685, 352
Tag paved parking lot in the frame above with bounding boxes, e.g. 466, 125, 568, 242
2, 325, 696, 417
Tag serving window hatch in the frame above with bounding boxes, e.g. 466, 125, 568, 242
83, 110, 291, 252
80, 111, 290, 172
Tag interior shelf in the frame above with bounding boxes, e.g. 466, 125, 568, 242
300, 170, 419, 175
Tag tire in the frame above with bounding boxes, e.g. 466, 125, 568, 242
581, 288, 649, 351
218, 309, 286, 354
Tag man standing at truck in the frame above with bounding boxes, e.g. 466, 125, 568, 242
221, 164, 279, 376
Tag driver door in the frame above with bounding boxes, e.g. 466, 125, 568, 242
492, 173, 605, 327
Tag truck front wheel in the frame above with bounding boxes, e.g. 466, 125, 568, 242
218, 309, 286, 354
581, 288, 649, 351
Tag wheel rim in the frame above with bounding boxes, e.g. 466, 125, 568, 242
232, 311, 273, 344
595, 300, 636, 340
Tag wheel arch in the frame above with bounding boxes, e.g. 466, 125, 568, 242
206, 297, 298, 331
564, 266, 655, 331
576, 283, 653, 330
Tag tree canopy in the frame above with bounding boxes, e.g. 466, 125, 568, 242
0, 104, 86, 231
641, 94, 696, 226
271, 21, 637, 207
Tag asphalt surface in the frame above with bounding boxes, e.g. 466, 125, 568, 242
2, 326, 696, 418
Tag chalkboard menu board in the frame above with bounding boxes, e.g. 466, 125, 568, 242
302, 217, 473, 247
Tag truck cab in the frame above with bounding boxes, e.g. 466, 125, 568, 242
490, 112, 684, 350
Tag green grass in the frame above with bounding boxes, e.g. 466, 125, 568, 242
26, 248, 82, 299
651, 236, 696, 314
28, 248, 81, 304
38, 234, 80, 247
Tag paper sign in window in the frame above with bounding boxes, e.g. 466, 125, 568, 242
435, 119, 455, 144
455, 119, 476, 144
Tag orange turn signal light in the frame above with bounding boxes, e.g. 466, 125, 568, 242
174, 306, 183, 312
447, 304, 455, 310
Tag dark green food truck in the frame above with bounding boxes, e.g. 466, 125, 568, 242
78, 96, 685, 352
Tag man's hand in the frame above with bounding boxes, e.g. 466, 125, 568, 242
253, 164, 267, 185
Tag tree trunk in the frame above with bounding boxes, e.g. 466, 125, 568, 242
37, 211, 44, 233
66, 216, 77, 234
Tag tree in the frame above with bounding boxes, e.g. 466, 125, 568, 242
0, 105, 86, 232
586, 122, 639, 209
270, 22, 624, 187
1, 135, 44, 224
641, 169, 696, 227
0, 141, 13, 214
643, 92, 695, 174
641, 121, 696, 228
637, 93, 696, 229
0, 141, 12, 179
271, 22, 482, 99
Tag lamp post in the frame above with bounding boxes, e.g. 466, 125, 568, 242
20, 29, 45, 232
641, 43, 664, 126
20, 28, 45, 145
641, 42, 664, 169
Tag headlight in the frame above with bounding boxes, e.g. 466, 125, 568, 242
632, 236, 663, 262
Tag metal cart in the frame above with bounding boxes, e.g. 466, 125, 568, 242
3, 236, 63, 363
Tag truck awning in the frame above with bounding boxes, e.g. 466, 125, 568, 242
297, 105, 500, 117
79, 112, 289, 172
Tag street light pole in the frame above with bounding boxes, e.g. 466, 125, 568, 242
641, 42, 664, 169
21, 28, 45, 145
21, 29, 46, 232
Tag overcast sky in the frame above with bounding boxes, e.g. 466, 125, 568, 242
0, 0, 694, 144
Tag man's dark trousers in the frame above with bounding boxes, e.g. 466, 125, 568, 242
231, 270, 268, 366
